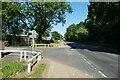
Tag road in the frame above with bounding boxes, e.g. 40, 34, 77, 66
41, 41, 118, 78
3, 41, 119, 78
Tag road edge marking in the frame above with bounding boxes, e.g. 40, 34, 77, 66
98, 71, 108, 78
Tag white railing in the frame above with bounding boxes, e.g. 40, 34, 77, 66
0, 50, 42, 73
35, 43, 59, 47
27, 52, 41, 73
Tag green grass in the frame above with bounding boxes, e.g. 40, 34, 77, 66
1, 62, 27, 78
29, 63, 46, 78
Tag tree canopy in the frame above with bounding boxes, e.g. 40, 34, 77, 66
65, 2, 120, 46
2, 2, 72, 43
64, 22, 88, 41
51, 31, 63, 40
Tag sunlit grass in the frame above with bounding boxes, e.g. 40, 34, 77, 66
29, 63, 46, 78
2, 62, 27, 78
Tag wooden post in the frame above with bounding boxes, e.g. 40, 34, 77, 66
28, 62, 31, 73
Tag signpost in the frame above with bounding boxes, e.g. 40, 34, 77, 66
32, 30, 37, 54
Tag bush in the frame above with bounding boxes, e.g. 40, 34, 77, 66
53, 40, 59, 44
3, 41, 9, 47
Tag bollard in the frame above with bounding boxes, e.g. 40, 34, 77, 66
28, 62, 31, 73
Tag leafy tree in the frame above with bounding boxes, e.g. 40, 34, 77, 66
51, 31, 63, 40
85, 2, 120, 45
64, 22, 88, 41
2, 2, 72, 43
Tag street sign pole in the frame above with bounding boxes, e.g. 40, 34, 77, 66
32, 29, 37, 54
32, 36, 35, 53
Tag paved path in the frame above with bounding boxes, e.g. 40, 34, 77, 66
46, 59, 92, 78
40, 41, 118, 78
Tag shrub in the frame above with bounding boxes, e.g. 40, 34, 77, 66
3, 41, 9, 46
53, 40, 59, 44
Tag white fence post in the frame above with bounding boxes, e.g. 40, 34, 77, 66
28, 62, 31, 73
37, 54, 40, 62
24, 51, 27, 60
20, 51, 23, 59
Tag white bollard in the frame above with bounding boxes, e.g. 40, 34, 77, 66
28, 62, 31, 73
24, 51, 27, 60
20, 51, 23, 59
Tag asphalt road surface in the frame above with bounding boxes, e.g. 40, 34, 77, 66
41, 41, 118, 78
4, 41, 119, 78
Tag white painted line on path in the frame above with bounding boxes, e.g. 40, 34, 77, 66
98, 71, 108, 78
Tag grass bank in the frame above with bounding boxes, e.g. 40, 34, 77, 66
1, 62, 27, 78
28, 63, 46, 78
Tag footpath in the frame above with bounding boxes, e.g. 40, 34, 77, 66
43, 41, 92, 78
45, 59, 92, 78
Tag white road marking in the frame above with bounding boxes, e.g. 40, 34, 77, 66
94, 68, 96, 70
84, 58, 86, 61
87, 61, 91, 64
98, 71, 107, 78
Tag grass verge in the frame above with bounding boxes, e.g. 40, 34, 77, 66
1, 62, 27, 78
28, 63, 46, 78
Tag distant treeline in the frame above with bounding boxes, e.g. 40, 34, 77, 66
64, 2, 120, 47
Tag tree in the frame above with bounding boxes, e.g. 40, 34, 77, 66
51, 31, 63, 40
28, 2, 72, 42
64, 22, 88, 41
85, 2, 120, 45
2, 2, 73, 43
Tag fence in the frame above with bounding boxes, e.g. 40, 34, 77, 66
0, 50, 41, 73
35, 43, 59, 48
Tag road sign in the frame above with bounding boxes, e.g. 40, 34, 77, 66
32, 30, 37, 38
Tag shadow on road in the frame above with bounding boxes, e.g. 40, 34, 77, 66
66, 42, 120, 55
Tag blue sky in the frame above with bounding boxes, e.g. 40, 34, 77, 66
52, 2, 89, 36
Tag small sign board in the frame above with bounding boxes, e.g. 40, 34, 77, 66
32, 30, 37, 38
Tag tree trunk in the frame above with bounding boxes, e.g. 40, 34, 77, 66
0, 39, 4, 50
37, 34, 42, 43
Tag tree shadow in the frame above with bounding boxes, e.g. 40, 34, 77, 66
66, 42, 120, 55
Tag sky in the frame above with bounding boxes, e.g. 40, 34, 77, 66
52, 2, 89, 36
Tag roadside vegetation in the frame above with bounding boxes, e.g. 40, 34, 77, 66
1, 62, 27, 78
28, 63, 46, 78
2, 2, 72, 45
64, 2, 120, 50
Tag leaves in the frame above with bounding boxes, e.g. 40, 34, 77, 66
2, 2, 72, 42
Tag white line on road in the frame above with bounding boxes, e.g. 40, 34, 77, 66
98, 71, 108, 78
87, 61, 91, 64
94, 67, 96, 70
83, 58, 86, 61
